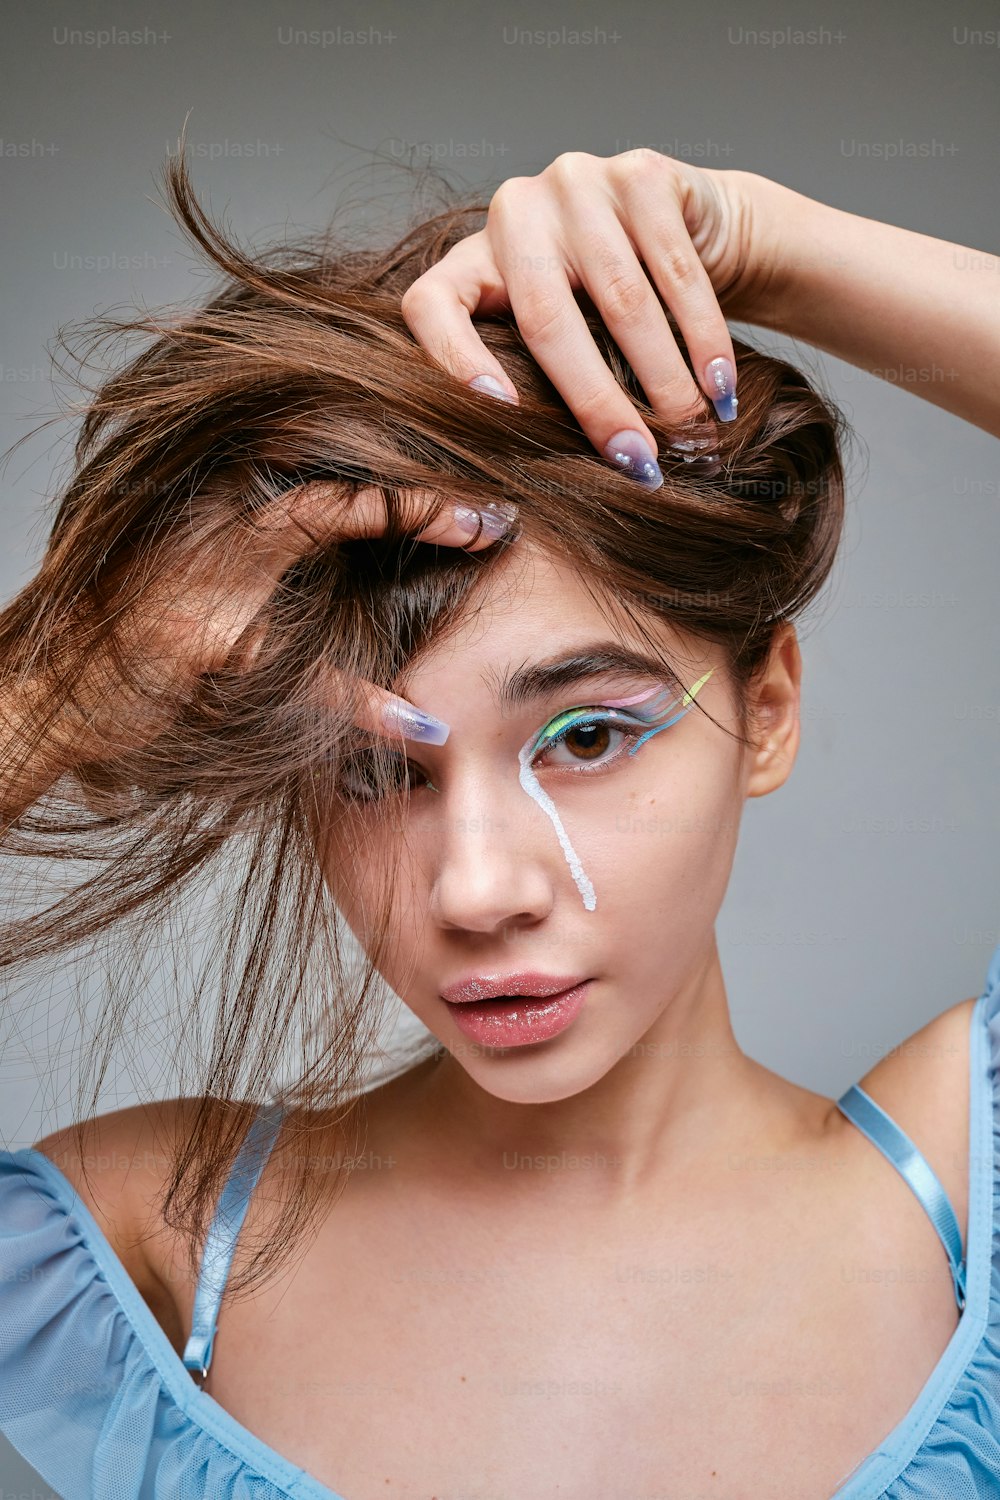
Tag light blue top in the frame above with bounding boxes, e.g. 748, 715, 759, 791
2, 938, 1000, 1499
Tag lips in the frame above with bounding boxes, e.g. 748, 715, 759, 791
442, 980, 592, 1047
439, 971, 590, 1005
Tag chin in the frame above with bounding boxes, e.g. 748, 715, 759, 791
449, 1039, 618, 1106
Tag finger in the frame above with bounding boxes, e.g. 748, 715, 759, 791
325, 665, 451, 748
568, 219, 710, 429
221, 623, 451, 748
469, 227, 670, 487
609, 181, 738, 423
257, 481, 518, 576
400, 236, 521, 405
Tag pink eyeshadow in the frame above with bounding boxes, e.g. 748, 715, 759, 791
599, 687, 663, 708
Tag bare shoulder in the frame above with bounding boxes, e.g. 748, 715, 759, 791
846, 995, 979, 1251
32, 1095, 221, 1293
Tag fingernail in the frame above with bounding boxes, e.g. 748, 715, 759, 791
705, 357, 738, 422
452, 501, 519, 539
469, 374, 518, 404
603, 431, 664, 491
380, 696, 450, 746
668, 436, 718, 463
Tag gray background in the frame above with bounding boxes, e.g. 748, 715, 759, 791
1, 0, 999, 1490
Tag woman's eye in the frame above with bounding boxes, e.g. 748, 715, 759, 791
335, 706, 657, 801
335, 749, 423, 803
532, 714, 640, 771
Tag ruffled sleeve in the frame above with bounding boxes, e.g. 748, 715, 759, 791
884, 941, 1000, 1495
0, 1149, 338, 1500
839, 937, 1000, 1498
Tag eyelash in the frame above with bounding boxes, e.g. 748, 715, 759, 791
334, 703, 660, 805
528, 707, 657, 772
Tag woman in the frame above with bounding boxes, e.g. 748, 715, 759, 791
0, 148, 997, 1499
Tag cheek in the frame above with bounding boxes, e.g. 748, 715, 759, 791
586, 739, 743, 923
314, 804, 377, 938
317, 812, 428, 960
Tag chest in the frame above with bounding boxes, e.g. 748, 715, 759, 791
173, 1160, 963, 1500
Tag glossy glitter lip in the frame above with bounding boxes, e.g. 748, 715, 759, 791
442, 980, 591, 1048
440, 971, 589, 1004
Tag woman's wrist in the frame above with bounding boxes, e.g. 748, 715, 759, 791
729, 169, 1000, 436
718, 170, 823, 326
694, 167, 836, 336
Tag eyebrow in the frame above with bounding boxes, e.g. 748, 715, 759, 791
484, 642, 685, 714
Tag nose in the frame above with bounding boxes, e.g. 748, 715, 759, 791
426, 769, 558, 935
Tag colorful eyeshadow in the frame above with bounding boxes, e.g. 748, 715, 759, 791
516, 668, 714, 911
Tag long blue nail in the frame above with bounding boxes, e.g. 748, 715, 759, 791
603, 430, 664, 490
380, 697, 450, 745
706, 357, 738, 422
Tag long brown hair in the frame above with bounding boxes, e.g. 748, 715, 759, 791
0, 151, 850, 1299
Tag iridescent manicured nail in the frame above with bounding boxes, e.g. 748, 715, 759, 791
469, 374, 518, 404
452, 502, 519, 540
668, 435, 720, 464
380, 696, 450, 745
705, 357, 738, 422
603, 430, 664, 490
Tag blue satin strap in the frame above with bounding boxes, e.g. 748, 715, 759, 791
182, 1099, 288, 1377
836, 1083, 967, 1313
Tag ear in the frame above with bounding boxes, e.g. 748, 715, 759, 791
744, 623, 802, 799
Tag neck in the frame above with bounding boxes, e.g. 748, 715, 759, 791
399, 945, 785, 1211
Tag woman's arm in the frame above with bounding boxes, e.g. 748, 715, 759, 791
742, 170, 1000, 438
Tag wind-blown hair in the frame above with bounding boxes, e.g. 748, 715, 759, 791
0, 152, 849, 1298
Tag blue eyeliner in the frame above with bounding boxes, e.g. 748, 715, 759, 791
518, 669, 715, 912
527, 672, 713, 766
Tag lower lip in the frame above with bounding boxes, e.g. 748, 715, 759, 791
443, 981, 590, 1048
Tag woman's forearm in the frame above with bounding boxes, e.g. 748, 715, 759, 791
741, 171, 1000, 438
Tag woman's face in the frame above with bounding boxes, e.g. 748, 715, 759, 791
318, 539, 799, 1106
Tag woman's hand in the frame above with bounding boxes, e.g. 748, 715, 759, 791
90, 485, 515, 750
2, 487, 514, 825
400, 150, 770, 488
107, 482, 514, 746
403, 147, 1000, 445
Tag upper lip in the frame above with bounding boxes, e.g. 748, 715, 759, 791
440, 972, 590, 1004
